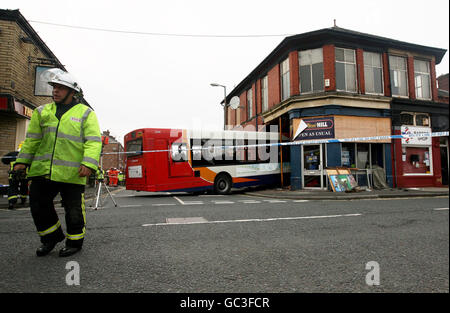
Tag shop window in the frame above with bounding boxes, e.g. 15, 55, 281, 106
403, 147, 432, 174
400, 112, 430, 127
415, 114, 430, 127
356, 143, 370, 169
341, 143, 356, 167
400, 113, 414, 125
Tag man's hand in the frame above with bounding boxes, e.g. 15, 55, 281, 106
78, 165, 93, 177
13, 164, 26, 171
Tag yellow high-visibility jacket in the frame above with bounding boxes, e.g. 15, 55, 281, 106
16, 102, 102, 185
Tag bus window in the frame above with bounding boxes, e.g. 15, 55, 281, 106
171, 143, 188, 162
126, 138, 143, 157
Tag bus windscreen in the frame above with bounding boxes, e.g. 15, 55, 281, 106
126, 138, 143, 157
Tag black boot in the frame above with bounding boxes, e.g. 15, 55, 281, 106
59, 246, 82, 257
36, 242, 57, 257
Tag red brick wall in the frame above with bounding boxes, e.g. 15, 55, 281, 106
268, 64, 280, 108
289, 50, 299, 96
438, 74, 449, 91
356, 48, 365, 94
240, 91, 247, 122
383, 53, 391, 97
323, 44, 336, 91
252, 82, 257, 118
407, 56, 416, 100
430, 59, 439, 102
256, 78, 262, 116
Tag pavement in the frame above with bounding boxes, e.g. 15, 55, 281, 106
0, 183, 448, 210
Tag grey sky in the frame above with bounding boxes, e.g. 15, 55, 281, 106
3, 0, 449, 145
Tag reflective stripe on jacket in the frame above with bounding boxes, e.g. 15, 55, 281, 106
16, 102, 102, 185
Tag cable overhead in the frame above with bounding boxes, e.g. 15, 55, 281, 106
28, 20, 295, 38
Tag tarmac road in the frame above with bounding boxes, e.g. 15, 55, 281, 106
0, 189, 448, 293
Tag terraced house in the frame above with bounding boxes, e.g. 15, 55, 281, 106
225, 26, 448, 190
0, 9, 66, 184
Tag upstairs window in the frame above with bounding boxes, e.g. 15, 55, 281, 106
389, 55, 408, 97
400, 112, 430, 127
335, 48, 357, 92
299, 48, 324, 94
247, 88, 253, 119
280, 57, 290, 101
414, 59, 431, 100
364, 51, 383, 95
261, 75, 268, 112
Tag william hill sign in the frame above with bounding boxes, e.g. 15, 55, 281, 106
294, 117, 335, 140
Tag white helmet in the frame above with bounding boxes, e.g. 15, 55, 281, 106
41, 68, 81, 92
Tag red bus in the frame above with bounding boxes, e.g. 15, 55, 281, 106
124, 128, 289, 194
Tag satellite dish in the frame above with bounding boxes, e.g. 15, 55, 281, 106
229, 96, 240, 110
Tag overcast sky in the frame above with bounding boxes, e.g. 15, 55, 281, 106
3, 0, 449, 145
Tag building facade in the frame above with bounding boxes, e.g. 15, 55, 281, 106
0, 9, 66, 184
225, 27, 448, 190
101, 130, 126, 172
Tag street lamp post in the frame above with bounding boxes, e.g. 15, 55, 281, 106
210, 83, 227, 130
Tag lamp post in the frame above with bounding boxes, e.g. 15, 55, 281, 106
210, 83, 227, 130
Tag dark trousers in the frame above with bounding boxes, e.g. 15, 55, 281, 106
29, 178, 86, 248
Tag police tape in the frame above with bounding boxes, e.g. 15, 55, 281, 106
2, 131, 448, 158
100, 131, 449, 155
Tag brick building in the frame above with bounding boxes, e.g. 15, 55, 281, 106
225, 27, 448, 189
0, 9, 66, 184
100, 130, 125, 172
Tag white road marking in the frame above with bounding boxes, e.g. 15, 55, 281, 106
293, 200, 310, 203
239, 200, 261, 204
120, 204, 143, 208
173, 196, 203, 205
173, 196, 185, 205
433, 208, 449, 211
213, 201, 235, 204
152, 203, 176, 206
263, 200, 287, 203
142, 213, 362, 227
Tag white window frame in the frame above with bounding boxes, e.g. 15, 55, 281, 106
299, 48, 324, 94
280, 58, 290, 101
261, 75, 268, 112
363, 51, 384, 95
389, 55, 409, 98
247, 88, 253, 120
335, 48, 357, 93
414, 59, 432, 100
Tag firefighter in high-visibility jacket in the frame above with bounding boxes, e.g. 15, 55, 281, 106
14, 68, 102, 257
2, 148, 28, 210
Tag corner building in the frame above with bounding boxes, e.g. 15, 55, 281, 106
225, 27, 448, 190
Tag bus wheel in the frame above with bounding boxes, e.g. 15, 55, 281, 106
214, 174, 232, 195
